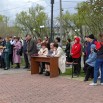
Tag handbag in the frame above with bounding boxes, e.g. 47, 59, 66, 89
16, 49, 22, 56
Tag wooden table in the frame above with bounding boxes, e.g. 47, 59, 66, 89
31, 56, 59, 78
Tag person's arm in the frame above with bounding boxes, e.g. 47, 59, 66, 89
28, 40, 35, 52
55, 48, 63, 57
86, 53, 97, 63
43, 49, 48, 56
65, 43, 70, 52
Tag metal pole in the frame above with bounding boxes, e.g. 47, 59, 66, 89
50, 0, 54, 42
60, 0, 63, 46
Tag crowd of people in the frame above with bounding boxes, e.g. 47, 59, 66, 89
0, 33, 103, 86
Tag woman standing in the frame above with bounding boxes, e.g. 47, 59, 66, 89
90, 33, 103, 86
4, 37, 11, 70
65, 38, 72, 62
71, 37, 82, 76
13, 37, 22, 69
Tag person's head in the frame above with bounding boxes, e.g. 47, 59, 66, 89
0, 46, 3, 50
85, 36, 89, 42
15, 37, 20, 42
37, 38, 42, 43
55, 37, 61, 43
13, 36, 16, 39
74, 35, 77, 39
26, 34, 32, 41
9, 36, 12, 41
53, 43, 58, 51
5, 37, 10, 42
67, 38, 71, 43
50, 42, 54, 49
88, 34, 94, 42
0, 37, 2, 42
74, 37, 80, 44
41, 42, 47, 49
24, 34, 28, 40
44, 36, 48, 41
91, 44, 96, 52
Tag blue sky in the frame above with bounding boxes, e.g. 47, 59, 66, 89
0, 0, 86, 25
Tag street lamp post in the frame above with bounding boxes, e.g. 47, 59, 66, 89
40, 25, 45, 39
50, 0, 54, 42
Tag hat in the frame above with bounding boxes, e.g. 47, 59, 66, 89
91, 44, 96, 50
88, 34, 94, 39
0, 46, 4, 49
75, 37, 80, 43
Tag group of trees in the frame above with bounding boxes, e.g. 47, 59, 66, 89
15, 5, 49, 39
0, 0, 103, 39
57, 0, 103, 40
0, 15, 19, 36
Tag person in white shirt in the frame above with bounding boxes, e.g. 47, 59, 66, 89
38, 42, 48, 56
52, 43, 66, 73
45, 43, 66, 76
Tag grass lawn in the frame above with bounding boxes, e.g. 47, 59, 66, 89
61, 67, 85, 77
60, 67, 87, 81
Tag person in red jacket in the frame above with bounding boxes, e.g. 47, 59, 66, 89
71, 37, 82, 75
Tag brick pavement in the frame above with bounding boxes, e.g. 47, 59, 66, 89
0, 70, 103, 103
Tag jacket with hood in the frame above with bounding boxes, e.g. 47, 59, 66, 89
71, 37, 81, 58
86, 44, 97, 67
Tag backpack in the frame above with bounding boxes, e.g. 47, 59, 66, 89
17, 41, 23, 56
97, 43, 103, 56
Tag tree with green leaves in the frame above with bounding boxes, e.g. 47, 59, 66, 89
15, 5, 48, 39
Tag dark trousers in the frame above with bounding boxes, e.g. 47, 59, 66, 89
9, 54, 13, 65
73, 57, 81, 75
0, 54, 5, 68
66, 52, 73, 62
83, 54, 87, 65
83, 63, 89, 73
84, 64, 94, 81
24, 53, 29, 67
5, 53, 10, 68
40, 62, 45, 73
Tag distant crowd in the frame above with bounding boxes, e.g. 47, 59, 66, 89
0, 33, 103, 86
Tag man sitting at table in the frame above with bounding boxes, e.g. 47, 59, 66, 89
38, 42, 48, 74
45, 43, 66, 76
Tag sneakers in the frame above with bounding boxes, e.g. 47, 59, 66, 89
100, 83, 103, 85
89, 83, 97, 86
89, 82, 103, 86
45, 71, 50, 76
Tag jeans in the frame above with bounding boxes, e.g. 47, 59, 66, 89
94, 59, 103, 83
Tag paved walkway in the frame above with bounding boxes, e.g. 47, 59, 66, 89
0, 69, 103, 103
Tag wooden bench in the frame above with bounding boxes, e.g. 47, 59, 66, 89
66, 62, 78, 78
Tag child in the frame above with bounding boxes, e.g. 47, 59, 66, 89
84, 44, 97, 81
